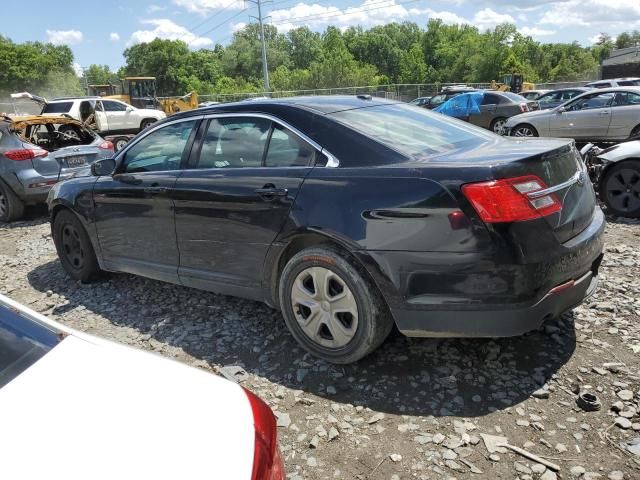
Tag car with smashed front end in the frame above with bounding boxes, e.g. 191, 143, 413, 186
48, 96, 605, 364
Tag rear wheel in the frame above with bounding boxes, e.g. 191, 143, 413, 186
0, 179, 25, 222
140, 119, 157, 130
490, 117, 508, 134
53, 210, 102, 281
279, 246, 393, 364
113, 137, 130, 151
511, 124, 539, 138
599, 160, 640, 218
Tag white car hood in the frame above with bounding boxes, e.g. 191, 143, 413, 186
0, 335, 254, 480
138, 108, 166, 118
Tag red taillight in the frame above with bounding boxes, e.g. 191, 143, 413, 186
244, 388, 285, 480
519, 103, 529, 113
462, 175, 562, 223
98, 141, 114, 150
4, 148, 48, 161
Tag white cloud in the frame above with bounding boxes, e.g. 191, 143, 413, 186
73, 63, 83, 77
172, 0, 244, 15
128, 19, 214, 47
148, 4, 168, 12
46, 29, 83, 45
231, 22, 247, 33
519, 26, 555, 37
426, 10, 470, 25
473, 8, 515, 29
109, 32, 120, 42
540, 0, 640, 27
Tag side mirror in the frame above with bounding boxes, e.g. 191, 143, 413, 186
91, 158, 116, 176
556, 106, 566, 114
126, 106, 134, 112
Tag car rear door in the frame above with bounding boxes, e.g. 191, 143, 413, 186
93, 118, 199, 283
173, 114, 317, 299
608, 91, 640, 139
548, 92, 614, 140
471, 93, 501, 129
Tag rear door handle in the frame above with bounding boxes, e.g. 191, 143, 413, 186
255, 186, 288, 196
143, 186, 169, 194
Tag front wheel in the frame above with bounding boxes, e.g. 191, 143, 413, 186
511, 124, 539, 138
140, 119, 157, 130
279, 246, 393, 364
53, 210, 102, 281
599, 160, 640, 218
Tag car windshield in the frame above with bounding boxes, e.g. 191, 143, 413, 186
42, 102, 73, 114
0, 303, 59, 389
331, 103, 495, 159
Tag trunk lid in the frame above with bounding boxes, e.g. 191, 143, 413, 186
440, 137, 596, 243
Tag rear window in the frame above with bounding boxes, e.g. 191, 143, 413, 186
331, 103, 495, 158
42, 102, 73, 114
618, 80, 640, 86
0, 304, 59, 389
501, 92, 528, 102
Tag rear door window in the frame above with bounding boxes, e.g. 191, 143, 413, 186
196, 117, 271, 169
481, 94, 501, 105
613, 92, 640, 106
42, 102, 72, 114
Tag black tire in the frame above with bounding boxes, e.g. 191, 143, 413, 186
0, 179, 25, 222
279, 246, 393, 364
140, 119, 157, 130
511, 123, 539, 138
490, 117, 508, 134
599, 160, 640, 218
53, 210, 102, 282
629, 125, 640, 141
113, 137, 129, 152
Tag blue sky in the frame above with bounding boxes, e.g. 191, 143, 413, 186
2, 0, 640, 72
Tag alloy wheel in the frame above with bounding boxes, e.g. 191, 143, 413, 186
492, 119, 507, 134
513, 126, 535, 137
290, 266, 359, 349
61, 223, 85, 270
605, 167, 640, 213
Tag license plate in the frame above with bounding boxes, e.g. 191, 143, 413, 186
65, 156, 87, 168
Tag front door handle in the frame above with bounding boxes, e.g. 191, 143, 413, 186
255, 185, 288, 197
599, 111, 610, 115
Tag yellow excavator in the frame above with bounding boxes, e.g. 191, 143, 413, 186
103, 77, 199, 115
490, 74, 535, 94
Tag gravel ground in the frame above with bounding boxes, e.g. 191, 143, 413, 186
2, 206, 640, 480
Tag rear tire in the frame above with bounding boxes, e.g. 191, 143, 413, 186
279, 246, 393, 364
53, 210, 102, 281
511, 124, 539, 138
490, 117, 508, 134
113, 137, 130, 152
599, 160, 640, 218
140, 119, 157, 130
0, 179, 25, 222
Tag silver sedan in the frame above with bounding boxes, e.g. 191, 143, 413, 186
505, 87, 640, 141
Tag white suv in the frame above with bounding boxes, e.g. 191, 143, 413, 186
11, 93, 166, 135
585, 77, 640, 88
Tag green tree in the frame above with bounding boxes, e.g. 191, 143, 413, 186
398, 43, 427, 83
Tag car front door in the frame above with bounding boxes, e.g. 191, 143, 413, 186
93, 118, 199, 283
548, 92, 614, 140
608, 91, 640, 139
101, 100, 130, 131
173, 115, 318, 299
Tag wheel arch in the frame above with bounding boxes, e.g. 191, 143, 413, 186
50, 202, 104, 266
139, 118, 157, 129
265, 230, 392, 317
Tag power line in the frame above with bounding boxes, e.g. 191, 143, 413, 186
179, 0, 247, 42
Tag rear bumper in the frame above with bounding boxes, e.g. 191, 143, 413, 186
12, 169, 90, 203
359, 207, 605, 338
395, 266, 599, 337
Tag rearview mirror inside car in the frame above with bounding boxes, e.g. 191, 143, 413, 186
91, 158, 116, 176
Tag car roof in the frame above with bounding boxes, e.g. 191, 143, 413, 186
50, 96, 102, 102
173, 95, 403, 117
576, 86, 640, 94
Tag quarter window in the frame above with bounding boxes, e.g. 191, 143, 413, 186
123, 120, 196, 173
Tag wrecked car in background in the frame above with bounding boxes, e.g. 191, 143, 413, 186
0, 115, 113, 222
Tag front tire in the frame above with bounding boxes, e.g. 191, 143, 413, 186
599, 160, 640, 218
0, 179, 25, 222
511, 124, 539, 137
279, 246, 393, 364
629, 125, 640, 140
140, 119, 157, 130
53, 210, 102, 281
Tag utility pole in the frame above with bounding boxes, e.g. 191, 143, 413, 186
248, 0, 270, 92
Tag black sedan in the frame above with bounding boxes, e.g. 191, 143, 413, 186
48, 96, 605, 364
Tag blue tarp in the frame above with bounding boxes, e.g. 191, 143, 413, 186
434, 92, 484, 118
